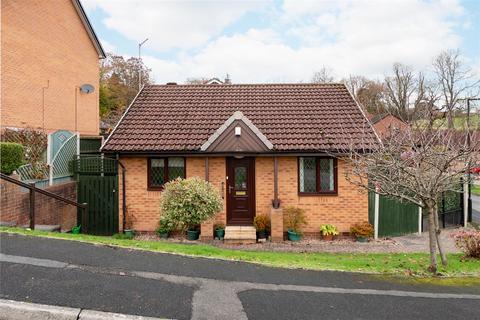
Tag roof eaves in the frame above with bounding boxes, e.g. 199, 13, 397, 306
200, 111, 274, 151
72, 0, 106, 59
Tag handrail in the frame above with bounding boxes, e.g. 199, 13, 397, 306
0, 173, 88, 231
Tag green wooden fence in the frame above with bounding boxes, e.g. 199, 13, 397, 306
368, 191, 419, 237
72, 157, 118, 235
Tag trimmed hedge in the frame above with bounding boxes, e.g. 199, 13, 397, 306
0, 142, 24, 175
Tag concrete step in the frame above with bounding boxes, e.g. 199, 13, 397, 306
224, 226, 256, 244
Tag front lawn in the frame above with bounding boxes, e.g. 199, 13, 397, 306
471, 184, 480, 196
1, 227, 479, 280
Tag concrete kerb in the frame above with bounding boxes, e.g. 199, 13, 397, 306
0, 299, 164, 320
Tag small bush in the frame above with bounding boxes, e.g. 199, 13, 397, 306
284, 206, 307, 234
156, 219, 173, 235
320, 224, 339, 236
452, 229, 480, 258
350, 222, 374, 238
253, 214, 271, 233
0, 142, 24, 175
160, 177, 222, 232
214, 222, 225, 230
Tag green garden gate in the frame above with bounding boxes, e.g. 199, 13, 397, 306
71, 157, 118, 235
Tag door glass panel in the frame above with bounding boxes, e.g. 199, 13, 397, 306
235, 166, 247, 190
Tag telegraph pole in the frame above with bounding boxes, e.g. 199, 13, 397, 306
138, 38, 149, 91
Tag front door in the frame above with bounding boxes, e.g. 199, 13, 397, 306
226, 157, 255, 225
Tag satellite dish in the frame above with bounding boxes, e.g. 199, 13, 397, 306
80, 84, 95, 94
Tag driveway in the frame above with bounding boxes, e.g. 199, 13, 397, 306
472, 194, 480, 223
1, 232, 479, 320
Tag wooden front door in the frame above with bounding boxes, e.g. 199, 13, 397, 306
226, 157, 255, 225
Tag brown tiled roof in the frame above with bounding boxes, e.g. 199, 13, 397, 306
102, 83, 378, 153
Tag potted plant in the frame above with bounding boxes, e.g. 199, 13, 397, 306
156, 219, 171, 239
186, 225, 200, 241
319, 224, 339, 241
350, 221, 374, 242
253, 214, 271, 240
124, 210, 136, 238
214, 223, 225, 240
284, 206, 307, 241
160, 177, 222, 241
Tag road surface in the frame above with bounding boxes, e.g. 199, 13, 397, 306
1, 232, 479, 320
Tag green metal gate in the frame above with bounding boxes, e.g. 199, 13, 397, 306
71, 157, 118, 235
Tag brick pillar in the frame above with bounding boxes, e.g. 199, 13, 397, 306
200, 220, 214, 241
270, 207, 284, 242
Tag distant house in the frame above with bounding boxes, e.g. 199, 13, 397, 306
1, 0, 105, 136
102, 83, 378, 240
367, 113, 408, 138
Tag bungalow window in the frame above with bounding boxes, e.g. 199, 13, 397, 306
148, 157, 185, 190
298, 157, 337, 194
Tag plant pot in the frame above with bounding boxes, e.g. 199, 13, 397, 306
257, 230, 267, 240
215, 229, 225, 240
287, 230, 301, 241
322, 234, 334, 241
158, 232, 169, 239
124, 229, 135, 238
187, 230, 200, 241
71, 225, 81, 234
356, 236, 368, 243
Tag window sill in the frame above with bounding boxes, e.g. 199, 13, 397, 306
298, 192, 338, 197
147, 186, 164, 192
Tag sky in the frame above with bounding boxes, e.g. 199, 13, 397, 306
82, 0, 480, 85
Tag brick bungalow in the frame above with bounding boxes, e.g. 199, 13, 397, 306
367, 113, 408, 139
102, 83, 378, 241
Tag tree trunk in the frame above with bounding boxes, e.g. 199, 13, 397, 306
433, 205, 448, 267
426, 205, 438, 273
447, 110, 454, 129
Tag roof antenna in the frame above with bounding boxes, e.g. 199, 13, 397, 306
224, 73, 231, 84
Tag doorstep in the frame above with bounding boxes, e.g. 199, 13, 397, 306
224, 226, 256, 244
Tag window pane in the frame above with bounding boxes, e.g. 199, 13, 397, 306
319, 158, 334, 191
299, 157, 316, 192
150, 159, 165, 186
168, 157, 185, 180
235, 166, 247, 189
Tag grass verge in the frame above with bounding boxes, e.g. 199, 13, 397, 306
471, 184, 480, 196
1, 227, 479, 281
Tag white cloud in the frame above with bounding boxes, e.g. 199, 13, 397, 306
85, 0, 469, 83
82, 0, 269, 52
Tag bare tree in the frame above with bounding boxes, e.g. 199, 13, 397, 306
341, 109, 479, 273
433, 49, 480, 129
311, 66, 334, 83
384, 63, 425, 121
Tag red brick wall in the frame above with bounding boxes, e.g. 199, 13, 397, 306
1, 0, 100, 135
119, 156, 367, 235
0, 178, 77, 231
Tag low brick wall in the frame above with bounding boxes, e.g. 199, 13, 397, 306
0, 177, 77, 231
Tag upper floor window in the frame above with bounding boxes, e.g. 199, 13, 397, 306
148, 157, 185, 190
298, 157, 337, 195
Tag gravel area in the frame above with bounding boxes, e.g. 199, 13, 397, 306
135, 228, 463, 254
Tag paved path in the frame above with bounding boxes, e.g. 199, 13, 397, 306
472, 194, 480, 223
1, 233, 479, 319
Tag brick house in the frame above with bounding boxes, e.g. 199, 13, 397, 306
1, 0, 105, 136
367, 113, 408, 139
102, 83, 378, 241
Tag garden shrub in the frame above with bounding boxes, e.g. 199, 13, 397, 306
253, 214, 271, 233
350, 221, 374, 238
0, 142, 24, 175
160, 177, 222, 232
284, 206, 307, 234
452, 229, 480, 258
